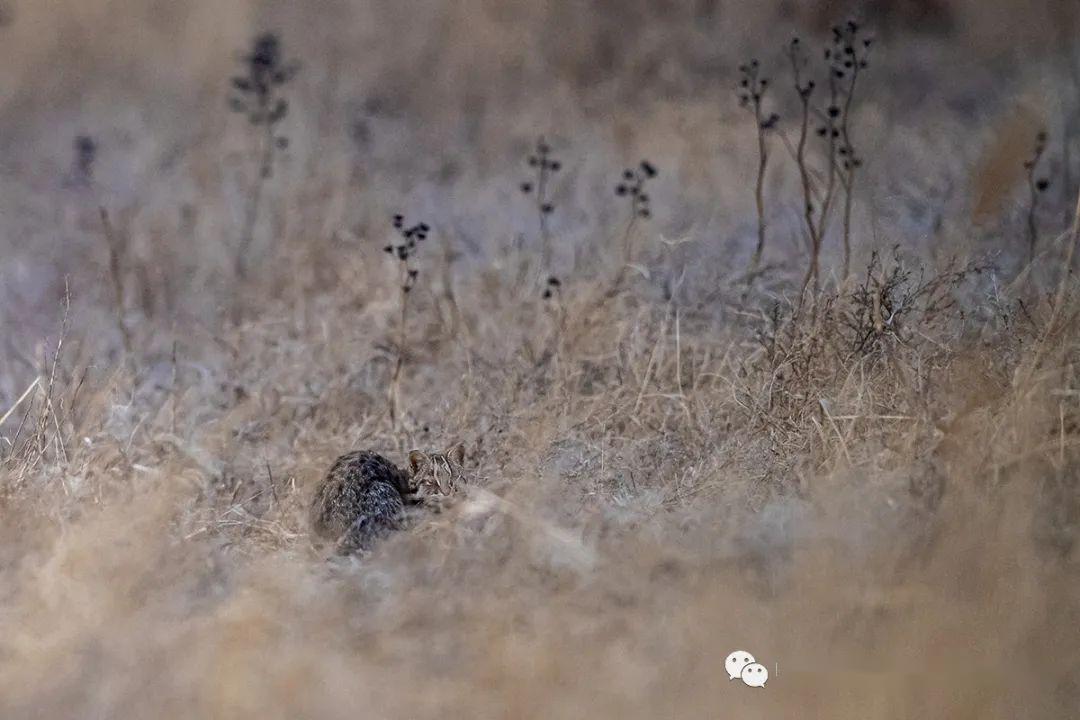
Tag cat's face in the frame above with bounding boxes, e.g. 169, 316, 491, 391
408, 443, 466, 497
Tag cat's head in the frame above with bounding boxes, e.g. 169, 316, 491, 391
407, 443, 467, 497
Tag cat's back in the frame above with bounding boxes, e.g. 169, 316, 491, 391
309, 450, 407, 541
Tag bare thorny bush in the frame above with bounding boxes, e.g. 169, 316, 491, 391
739, 249, 995, 465
839, 247, 991, 356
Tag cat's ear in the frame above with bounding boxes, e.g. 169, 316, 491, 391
408, 450, 428, 475
446, 443, 465, 466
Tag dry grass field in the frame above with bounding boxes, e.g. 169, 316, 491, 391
1, 1, 1078, 718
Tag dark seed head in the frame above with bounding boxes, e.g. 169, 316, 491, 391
249, 33, 282, 70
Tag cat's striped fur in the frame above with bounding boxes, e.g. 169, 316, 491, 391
309, 445, 466, 553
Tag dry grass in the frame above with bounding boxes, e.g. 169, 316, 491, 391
1, 2, 1079, 719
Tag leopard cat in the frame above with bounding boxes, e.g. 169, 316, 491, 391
309, 444, 466, 554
